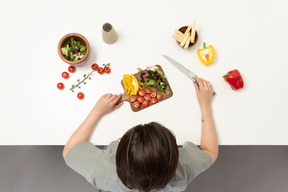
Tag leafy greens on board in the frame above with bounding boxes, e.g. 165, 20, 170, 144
138, 66, 170, 95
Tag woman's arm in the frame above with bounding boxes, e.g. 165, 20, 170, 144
193, 77, 218, 164
62, 93, 123, 159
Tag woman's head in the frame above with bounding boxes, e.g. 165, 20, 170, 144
116, 122, 179, 192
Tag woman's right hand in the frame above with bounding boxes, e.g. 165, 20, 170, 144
93, 93, 123, 116
193, 77, 214, 109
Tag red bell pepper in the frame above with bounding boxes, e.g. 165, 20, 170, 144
223, 69, 244, 90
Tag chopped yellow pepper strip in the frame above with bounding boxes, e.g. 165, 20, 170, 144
122, 73, 141, 95
131, 74, 139, 95
122, 75, 128, 92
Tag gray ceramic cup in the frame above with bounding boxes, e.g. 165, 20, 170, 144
102, 23, 118, 44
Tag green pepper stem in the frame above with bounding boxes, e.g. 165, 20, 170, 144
203, 42, 207, 49
223, 74, 230, 78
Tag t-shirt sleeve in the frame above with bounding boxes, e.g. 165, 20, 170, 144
64, 141, 104, 185
178, 141, 212, 183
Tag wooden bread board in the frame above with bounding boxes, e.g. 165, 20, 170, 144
118, 65, 173, 112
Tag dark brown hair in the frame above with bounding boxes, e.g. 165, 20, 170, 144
116, 122, 179, 192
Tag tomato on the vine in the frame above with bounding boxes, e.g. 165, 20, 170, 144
104, 66, 111, 73
62, 72, 69, 79
91, 63, 99, 71
77, 92, 85, 100
68, 66, 76, 73
97, 67, 104, 74
57, 82, 64, 90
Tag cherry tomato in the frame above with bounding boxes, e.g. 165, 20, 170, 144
133, 101, 140, 109
145, 88, 152, 94
156, 93, 163, 100
68, 66, 76, 73
129, 96, 137, 103
104, 66, 111, 73
57, 82, 64, 90
97, 67, 104, 74
142, 100, 149, 108
138, 89, 145, 97
144, 94, 151, 101
137, 96, 144, 104
150, 97, 157, 104
62, 72, 69, 79
151, 91, 157, 97
77, 92, 85, 100
91, 63, 99, 70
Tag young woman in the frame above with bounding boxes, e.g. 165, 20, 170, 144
63, 77, 218, 192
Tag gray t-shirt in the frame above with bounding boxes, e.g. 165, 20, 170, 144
65, 140, 211, 192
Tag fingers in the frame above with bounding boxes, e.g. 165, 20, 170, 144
101, 93, 122, 104
193, 82, 199, 94
108, 94, 118, 102
202, 80, 210, 90
113, 102, 123, 111
195, 77, 213, 90
195, 77, 204, 89
203, 80, 213, 93
101, 93, 112, 100
110, 93, 122, 104
207, 82, 213, 93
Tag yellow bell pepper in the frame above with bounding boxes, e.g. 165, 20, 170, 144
197, 42, 215, 65
123, 75, 128, 92
122, 74, 142, 95
131, 74, 139, 95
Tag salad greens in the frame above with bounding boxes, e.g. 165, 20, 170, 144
138, 66, 170, 95
61, 37, 87, 61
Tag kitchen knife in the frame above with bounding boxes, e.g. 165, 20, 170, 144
162, 54, 215, 96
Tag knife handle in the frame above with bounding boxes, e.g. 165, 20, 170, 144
192, 78, 216, 96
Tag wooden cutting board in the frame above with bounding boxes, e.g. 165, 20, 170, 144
117, 65, 173, 112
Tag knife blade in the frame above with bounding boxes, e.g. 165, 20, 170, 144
162, 54, 215, 96
162, 54, 198, 83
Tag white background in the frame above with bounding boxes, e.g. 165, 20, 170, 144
1, 0, 288, 145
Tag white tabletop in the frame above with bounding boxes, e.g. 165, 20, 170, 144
1, 0, 288, 145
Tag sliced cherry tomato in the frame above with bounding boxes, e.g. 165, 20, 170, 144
129, 96, 137, 103
151, 91, 157, 97
142, 100, 149, 108
104, 66, 111, 73
77, 92, 85, 100
68, 66, 76, 73
133, 101, 140, 109
137, 96, 144, 104
57, 82, 64, 90
91, 63, 99, 71
145, 88, 152, 94
138, 89, 145, 97
144, 94, 151, 101
62, 72, 69, 79
156, 93, 163, 100
97, 67, 104, 74
150, 97, 157, 104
